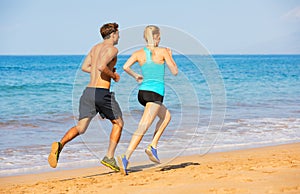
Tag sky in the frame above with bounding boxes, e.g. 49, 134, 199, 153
0, 0, 300, 55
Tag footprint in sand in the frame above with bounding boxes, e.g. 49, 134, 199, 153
262, 170, 276, 174
216, 175, 228, 179
243, 178, 254, 182
281, 186, 300, 192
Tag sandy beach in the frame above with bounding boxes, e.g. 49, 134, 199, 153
1, 143, 299, 194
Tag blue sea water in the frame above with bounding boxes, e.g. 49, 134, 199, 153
0, 54, 299, 176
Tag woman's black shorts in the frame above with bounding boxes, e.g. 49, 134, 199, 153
138, 90, 164, 106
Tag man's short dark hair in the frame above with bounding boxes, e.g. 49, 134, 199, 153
100, 23, 119, 39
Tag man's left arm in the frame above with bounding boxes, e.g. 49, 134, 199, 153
81, 51, 92, 73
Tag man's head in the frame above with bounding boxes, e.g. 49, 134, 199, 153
100, 23, 119, 45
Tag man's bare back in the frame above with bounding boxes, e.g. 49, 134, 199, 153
81, 31, 120, 89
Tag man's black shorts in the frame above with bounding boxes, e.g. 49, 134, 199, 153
79, 87, 122, 120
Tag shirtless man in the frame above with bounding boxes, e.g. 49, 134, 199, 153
48, 23, 123, 172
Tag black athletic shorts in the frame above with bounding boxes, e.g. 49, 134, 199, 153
138, 90, 164, 106
79, 87, 122, 120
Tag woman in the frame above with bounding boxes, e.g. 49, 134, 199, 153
118, 25, 178, 175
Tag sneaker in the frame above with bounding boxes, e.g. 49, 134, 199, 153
48, 142, 62, 168
101, 156, 120, 172
145, 145, 160, 164
117, 155, 129, 175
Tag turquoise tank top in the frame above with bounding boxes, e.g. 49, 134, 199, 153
139, 47, 165, 96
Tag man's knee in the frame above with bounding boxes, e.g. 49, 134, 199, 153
111, 118, 124, 129
75, 125, 87, 135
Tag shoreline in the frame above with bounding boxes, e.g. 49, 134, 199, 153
1, 142, 300, 193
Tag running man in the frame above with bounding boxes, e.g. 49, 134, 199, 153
48, 23, 123, 172
118, 25, 178, 175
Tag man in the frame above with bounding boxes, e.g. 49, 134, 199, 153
48, 23, 123, 172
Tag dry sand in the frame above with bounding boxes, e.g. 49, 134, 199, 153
1, 143, 300, 194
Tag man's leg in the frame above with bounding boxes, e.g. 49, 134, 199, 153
48, 117, 92, 168
106, 117, 124, 158
60, 117, 92, 147
100, 117, 123, 171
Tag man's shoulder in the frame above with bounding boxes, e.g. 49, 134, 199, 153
90, 43, 102, 53
92, 43, 118, 54
107, 46, 118, 55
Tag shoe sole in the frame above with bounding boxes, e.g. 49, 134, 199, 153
145, 149, 160, 164
100, 160, 120, 172
117, 156, 128, 175
48, 142, 59, 168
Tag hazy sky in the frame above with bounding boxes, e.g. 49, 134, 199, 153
1, 0, 299, 55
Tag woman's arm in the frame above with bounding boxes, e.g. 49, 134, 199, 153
164, 48, 178, 76
123, 53, 143, 83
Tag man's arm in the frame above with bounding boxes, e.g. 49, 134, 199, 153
97, 47, 118, 80
81, 51, 92, 73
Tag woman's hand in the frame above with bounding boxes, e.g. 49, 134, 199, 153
135, 74, 143, 83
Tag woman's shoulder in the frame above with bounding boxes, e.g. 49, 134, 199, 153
156, 47, 167, 51
155, 47, 169, 55
133, 48, 145, 55
157, 47, 170, 53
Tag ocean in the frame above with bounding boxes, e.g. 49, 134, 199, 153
0, 54, 299, 176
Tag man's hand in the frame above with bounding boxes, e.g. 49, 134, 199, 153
113, 72, 120, 82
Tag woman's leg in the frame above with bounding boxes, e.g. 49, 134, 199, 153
151, 104, 171, 148
125, 102, 161, 160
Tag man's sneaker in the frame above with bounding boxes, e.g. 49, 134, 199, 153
48, 142, 62, 168
117, 155, 129, 175
101, 156, 120, 172
145, 145, 160, 164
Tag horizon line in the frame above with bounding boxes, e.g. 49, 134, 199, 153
1, 53, 300, 56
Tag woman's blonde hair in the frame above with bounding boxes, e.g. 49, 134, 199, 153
144, 25, 160, 48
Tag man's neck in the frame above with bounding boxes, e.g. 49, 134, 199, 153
103, 38, 114, 46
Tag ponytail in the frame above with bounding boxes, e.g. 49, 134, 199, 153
144, 25, 160, 50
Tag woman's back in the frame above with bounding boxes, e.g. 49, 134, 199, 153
139, 47, 165, 96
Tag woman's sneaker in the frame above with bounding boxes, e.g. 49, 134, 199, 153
145, 145, 160, 164
117, 155, 129, 175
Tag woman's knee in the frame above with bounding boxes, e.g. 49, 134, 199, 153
166, 110, 171, 121
137, 120, 150, 134
158, 109, 171, 122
